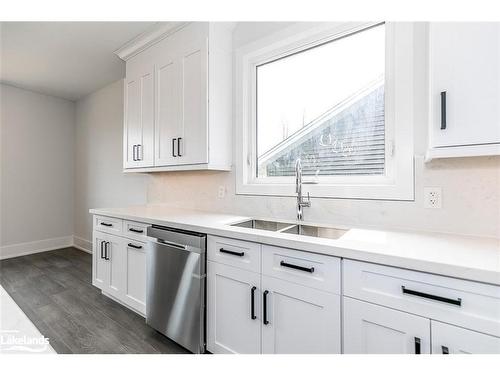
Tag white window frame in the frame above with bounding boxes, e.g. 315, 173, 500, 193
235, 22, 415, 200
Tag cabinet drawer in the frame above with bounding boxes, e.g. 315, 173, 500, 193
343, 259, 500, 337
123, 220, 149, 241
207, 236, 261, 273
262, 245, 340, 294
94, 215, 123, 235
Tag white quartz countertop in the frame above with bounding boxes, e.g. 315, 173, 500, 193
90, 204, 500, 286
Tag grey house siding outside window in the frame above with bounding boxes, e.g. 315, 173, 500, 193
258, 81, 385, 177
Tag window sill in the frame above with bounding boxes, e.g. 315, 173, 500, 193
235, 180, 415, 201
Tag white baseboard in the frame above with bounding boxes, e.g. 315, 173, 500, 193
0, 236, 74, 260
73, 235, 92, 254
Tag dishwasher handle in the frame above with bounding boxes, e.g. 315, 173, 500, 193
156, 238, 187, 250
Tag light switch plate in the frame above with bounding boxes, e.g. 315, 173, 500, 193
424, 187, 442, 209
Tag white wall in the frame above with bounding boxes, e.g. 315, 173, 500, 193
0, 84, 75, 258
146, 22, 500, 238
74, 80, 149, 249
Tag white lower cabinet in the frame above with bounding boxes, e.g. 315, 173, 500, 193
261, 275, 341, 354
207, 261, 261, 354
92, 231, 125, 300
206, 240, 342, 354
431, 321, 500, 354
343, 297, 431, 354
93, 231, 108, 291
92, 229, 146, 315
121, 240, 147, 314
343, 259, 500, 353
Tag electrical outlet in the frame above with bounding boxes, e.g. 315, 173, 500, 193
217, 185, 226, 199
424, 187, 442, 209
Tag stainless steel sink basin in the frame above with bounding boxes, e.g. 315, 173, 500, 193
281, 224, 347, 240
231, 219, 292, 232
230, 218, 348, 240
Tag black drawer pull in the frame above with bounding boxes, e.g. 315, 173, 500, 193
219, 248, 245, 257
280, 260, 314, 273
263, 290, 269, 325
128, 243, 142, 249
440, 91, 447, 130
402, 286, 462, 306
100, 222, 112, 227
129, 228, 144, 233
250, 286, 257, 320
414, 337, 421, 354
442, 346, 449, 354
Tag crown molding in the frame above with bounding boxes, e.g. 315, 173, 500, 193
114, 22, 189, 61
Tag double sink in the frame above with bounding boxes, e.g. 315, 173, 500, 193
230, 219, 348, 240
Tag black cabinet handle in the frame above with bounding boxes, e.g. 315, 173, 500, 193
177, 137, 182, 157
132, 145, 137, 161
100, 241, 105, 259
104, 242, 110, 261
440, 91, 447, 130
414, 337, 421, 354
219, 248, 245, 257
129, 228, 144, 233
100, 222, 112, 227
402, 286, 462, 306
263, 290, 269, 325
442, 345, 449, 354
128, 243, 142, 249
137, 144, 142, 161
172, 138, 177, 157
251, 286, 257, 320
280, 260, 314, 273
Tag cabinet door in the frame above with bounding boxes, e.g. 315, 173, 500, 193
432, 321, 500, 354
124, 66, 154, 168
261, 276, 341, 354
155, 42, 184, 167
92, 232, 109, 290
207, 261, 261, 354
122, 240, 147, 315
177, 36, 209, 165
105, 235, 126, 300
430, 23, 500, 148
343, 297, 431, 354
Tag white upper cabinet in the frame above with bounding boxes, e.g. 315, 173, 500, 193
155, 36, 182, 167
118, 23, 232, 172
123, 64, 154, 168
427, 22, 500, 160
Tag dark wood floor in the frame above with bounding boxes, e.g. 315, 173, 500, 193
0, 247, 189, 354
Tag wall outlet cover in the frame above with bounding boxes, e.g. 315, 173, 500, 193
424, 187, 442, 209
217, 185, 226, 199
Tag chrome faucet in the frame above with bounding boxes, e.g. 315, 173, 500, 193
295, 159, 314, 221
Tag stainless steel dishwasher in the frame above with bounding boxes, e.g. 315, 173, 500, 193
146, 225, 206, 354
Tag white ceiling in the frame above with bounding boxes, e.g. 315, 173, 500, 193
0, 22, 157, 101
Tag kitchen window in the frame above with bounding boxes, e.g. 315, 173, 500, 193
236, 22, 415, 200
257, 24, 385, 179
